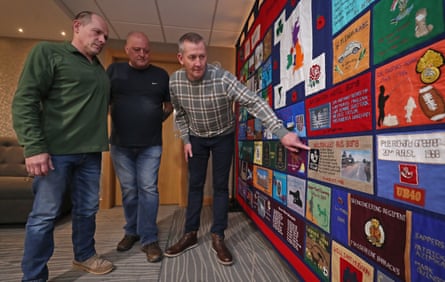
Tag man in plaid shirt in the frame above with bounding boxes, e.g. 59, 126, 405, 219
164, 32, 309, 266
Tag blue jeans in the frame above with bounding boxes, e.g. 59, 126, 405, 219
110, 145, 162, 245
185, 133, 234, 237
22, 153, 102, 282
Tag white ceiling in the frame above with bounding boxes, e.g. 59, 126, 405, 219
0, 0, 255, 47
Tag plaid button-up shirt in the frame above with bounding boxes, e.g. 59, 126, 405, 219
170, 64, 288, 144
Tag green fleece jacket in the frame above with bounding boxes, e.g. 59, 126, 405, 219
12, 41, 110, 157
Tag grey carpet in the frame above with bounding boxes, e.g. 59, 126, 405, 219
159, 207, 299, 282
0, 206, 174, 282
0, 206, 299, 281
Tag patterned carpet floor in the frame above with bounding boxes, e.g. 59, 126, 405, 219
0, 205, 299, 281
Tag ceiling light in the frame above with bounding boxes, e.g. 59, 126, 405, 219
18, 28, 24, 33
61, 31, 66, 36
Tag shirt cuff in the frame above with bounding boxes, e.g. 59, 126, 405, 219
181, 135, 190, 145
273, 127, 290, 140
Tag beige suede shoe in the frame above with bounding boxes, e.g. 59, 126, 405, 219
72, 254, 114, 275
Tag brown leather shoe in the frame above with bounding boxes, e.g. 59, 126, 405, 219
164, 231, 198, 257
211, 233, 233, 266
141, 241, 163, 263
117, 234, 140, 252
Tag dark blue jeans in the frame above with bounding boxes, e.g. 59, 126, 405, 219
21, 153, 102, 282
185, 133, 234, 237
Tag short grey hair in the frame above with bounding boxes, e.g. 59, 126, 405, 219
73, 11, 94, 24
178, 32, 205, 53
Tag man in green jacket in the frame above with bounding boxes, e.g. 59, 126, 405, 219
12, 11, 113, 281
